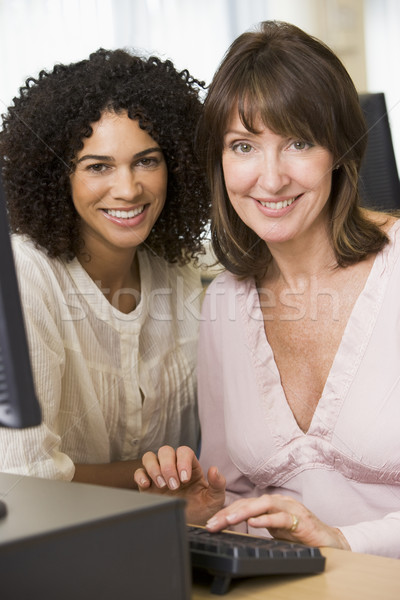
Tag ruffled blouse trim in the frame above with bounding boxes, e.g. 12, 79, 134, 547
244, 434, 400, 488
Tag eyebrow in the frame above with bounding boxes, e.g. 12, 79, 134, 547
76, 147, 163, 164
224, 129, 253, 137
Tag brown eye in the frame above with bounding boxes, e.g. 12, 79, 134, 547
87, 163, 108, 173
137, 157, 160, 168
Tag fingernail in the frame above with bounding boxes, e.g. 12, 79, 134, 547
180, 470, 188, 482
157, 476, 166, 488
225, 513, 237, 524
139, 478, 148, 487
206, 517, 218, 528
169, 477, 179, 490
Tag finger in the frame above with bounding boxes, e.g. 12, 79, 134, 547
157, 445, 182, 490
207, 466, 226, 495
141, 451, 167, 489
176, 446, 196, 484
248, 511, 294, 531
133, 467, 151, 490
206, 495, 273, 531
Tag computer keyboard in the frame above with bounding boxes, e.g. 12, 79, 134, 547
187, 525, 326, 595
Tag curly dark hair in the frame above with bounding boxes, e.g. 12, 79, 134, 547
0, 48, 210, 263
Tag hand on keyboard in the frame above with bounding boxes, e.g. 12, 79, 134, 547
205, 493, 351, 551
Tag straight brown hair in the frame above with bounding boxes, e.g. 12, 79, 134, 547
197, 21, 388, 280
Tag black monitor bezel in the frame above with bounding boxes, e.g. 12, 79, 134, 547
0, 174, 41, 428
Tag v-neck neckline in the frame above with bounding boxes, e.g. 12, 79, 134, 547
241, 220, 400, 440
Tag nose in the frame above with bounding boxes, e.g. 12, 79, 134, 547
257, 153, 291, 195
111, 167, 143, 201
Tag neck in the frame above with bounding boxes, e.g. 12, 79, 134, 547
77, 245, 141, 313
263, 234, 338, 289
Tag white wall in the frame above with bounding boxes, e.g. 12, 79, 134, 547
0, 0, 367, 105
0, 0, 115, 112
0, 0, 398, 167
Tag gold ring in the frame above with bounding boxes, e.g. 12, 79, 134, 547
290, 514, 299, 532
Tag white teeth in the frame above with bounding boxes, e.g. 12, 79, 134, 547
105, 206, 145, 219
260, 197, 296, 209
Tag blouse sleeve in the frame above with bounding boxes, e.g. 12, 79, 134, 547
338, 512, 400, 558
198, 278, 256, 512
0, 239, 75, 480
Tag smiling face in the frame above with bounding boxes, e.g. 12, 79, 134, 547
222, 112, 334, 250
70, 111, 168, 261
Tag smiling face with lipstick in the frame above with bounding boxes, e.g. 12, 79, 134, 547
222, 112, 334, 250
71, 111, 168, 275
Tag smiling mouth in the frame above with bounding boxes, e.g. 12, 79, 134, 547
103, 206, 146, 219
258, 195, 301, 210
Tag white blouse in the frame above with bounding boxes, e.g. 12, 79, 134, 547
0, 234, 203, 480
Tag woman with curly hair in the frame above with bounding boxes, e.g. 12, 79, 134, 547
0, 48, 210, 487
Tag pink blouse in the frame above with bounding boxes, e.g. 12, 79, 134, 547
198, 221, 400, 558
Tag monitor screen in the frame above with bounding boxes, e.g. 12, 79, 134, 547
0, 172, 41, 429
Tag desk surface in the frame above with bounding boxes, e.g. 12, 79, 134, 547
192, 546, 400, 600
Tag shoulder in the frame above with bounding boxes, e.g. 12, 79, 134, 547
205, 269, 249, 297
362, 208, 399, 234
11, 234, 68, 294
360, 210, 400, 262
12, 233, 42, 256
139, 248, 203, 290
386, 216, 400, 238
11, 233, 63, 265
201, 270, 254, 322
371, 214, 400, 248
12, 234, 53, 273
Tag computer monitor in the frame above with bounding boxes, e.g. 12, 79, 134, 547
0, 472, 191, 599
0, 173, 41, 429
0, 172, 42, 518
358, 92, 400, 211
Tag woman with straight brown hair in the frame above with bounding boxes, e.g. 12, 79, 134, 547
201, 20, 388, 277
135, 21, 400, 558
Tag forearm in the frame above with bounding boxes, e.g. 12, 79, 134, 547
338, 512, 400, 558
73, 459, 143, 490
